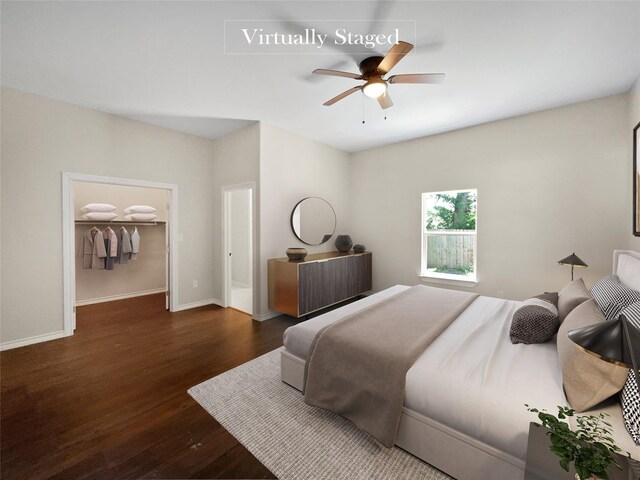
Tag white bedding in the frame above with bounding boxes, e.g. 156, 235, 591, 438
405, 294, 566, 460
282, 285, 567, 461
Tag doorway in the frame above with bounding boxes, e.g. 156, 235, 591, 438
62, 172, 179, 336
223, 184, 254, 315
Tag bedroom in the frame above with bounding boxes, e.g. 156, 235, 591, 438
1, 1, 640, 479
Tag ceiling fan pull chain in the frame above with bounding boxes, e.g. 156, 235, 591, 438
362, 95, 366, 124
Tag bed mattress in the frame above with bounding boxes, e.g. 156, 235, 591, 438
282, 285, 567, 461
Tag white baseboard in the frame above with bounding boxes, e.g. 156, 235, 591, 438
1, 330, 67, 351
252, 310, 281, 322
173, 298, 224, 312
76, 288, 167, 306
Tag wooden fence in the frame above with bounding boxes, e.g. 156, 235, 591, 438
426, 230, 475, 270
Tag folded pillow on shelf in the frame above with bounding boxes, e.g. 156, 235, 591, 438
558, 277, 592, 322
125, 213, 157, 222
509, 292, 560, 344
591, 274, 640, 321
557, 299, 628, 412
82, 212, 118, 221
124, 205, 156, 214
81, 203, 116, 213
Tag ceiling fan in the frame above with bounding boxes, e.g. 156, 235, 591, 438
313, 41, 445, 110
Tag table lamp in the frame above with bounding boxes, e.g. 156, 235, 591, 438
558, 253, 588, 281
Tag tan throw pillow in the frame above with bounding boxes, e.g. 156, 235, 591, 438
558, 278, 592, 322
557, 299, 628, 412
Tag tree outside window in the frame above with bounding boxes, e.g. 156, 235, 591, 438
422, 189, 477, 281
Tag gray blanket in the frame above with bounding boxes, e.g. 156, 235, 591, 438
303, 285, 479, 448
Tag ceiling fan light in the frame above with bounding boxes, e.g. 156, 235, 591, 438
362, 80, 387, 98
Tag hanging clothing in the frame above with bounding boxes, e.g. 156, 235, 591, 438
116, 228, 133, 264
79, 228, 107, 270
103, 227, 118, 270
130, 228, 140, 260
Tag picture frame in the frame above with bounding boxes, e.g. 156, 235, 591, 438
635, 121, 640, 236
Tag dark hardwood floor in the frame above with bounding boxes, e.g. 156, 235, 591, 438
1, 294, 296, 479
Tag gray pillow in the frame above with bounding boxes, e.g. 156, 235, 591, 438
557, 299, 628, 412
510, 293, 560, 344
558, 278, 592, 322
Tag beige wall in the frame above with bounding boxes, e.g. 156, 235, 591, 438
1, 87, 217, 343
349, 94, 630, 300
74, 182, 168, 303
259, 122, 351, 318
1, 86, 635, 345
210, 123, 260, 312
629, 76, 640, 251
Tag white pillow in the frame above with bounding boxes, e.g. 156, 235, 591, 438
125, 213, 157, 221
82, 212, 118, 221
617, 254, 640, 291
124, 205, 156, 214
81, 203, 116, 213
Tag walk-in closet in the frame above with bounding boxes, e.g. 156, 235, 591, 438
73, 181, 170, 315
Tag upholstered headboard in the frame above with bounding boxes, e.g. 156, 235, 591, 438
613, 250, 640, 291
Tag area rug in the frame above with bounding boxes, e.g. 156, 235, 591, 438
188, 349, 451, 480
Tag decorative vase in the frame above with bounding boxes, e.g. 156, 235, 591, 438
575, 474, 600, 480
353, 244, 366, 254
335, 235, 353, 253
286, 247, 307, 262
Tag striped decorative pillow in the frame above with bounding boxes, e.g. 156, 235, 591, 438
590, 275, 640, 321
620, 302, 640, 445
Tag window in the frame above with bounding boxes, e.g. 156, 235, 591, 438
421, 189, 477, 283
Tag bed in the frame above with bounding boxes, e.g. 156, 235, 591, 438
280, 250, 640, 479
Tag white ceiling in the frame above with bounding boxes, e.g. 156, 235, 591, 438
2, 1, 639, 152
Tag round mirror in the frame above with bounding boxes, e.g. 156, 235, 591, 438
290, 197, 336, 246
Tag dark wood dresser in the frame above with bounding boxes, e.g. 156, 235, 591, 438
268, 252, 372, 318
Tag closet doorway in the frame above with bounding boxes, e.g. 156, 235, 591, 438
223, 183, 254, 315
62, 173, 178, 335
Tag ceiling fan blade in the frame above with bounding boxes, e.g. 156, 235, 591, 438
377, 41, 414, 74
313, 69, 362, 80
377, 92, 393, 110
388, 73, 446, 84
323, 86, 362, 106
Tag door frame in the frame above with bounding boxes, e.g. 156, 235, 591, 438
221, 182, 255, 314
62, 172, 179, 336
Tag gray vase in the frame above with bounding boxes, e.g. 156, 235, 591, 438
353, 244, 366, 254
335, 235, 353, 253
286, 247, 307, 261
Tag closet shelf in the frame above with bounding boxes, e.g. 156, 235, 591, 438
75, 220, 166, 226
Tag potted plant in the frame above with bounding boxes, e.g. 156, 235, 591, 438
526, 405, 629, 480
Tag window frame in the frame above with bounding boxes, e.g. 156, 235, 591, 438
420, 189, 478, 286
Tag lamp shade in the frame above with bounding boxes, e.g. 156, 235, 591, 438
558, 253, 588, 268
568, 315, 640, 369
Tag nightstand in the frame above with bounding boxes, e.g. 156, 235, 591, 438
524, 422, 639, 480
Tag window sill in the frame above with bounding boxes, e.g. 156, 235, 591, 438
419, 273, 478, 288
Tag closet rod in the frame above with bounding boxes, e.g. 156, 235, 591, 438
75, 220, 166, 226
